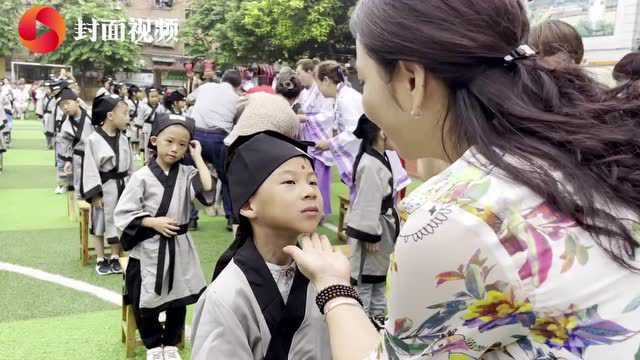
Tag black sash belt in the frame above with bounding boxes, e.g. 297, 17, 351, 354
99, 170, 128, 183
100, 170, 129, 196
154, 223, 189, 295
73, 149, 85, 157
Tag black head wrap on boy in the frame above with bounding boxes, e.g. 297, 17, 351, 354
145, 86, 160, 96
56, 87, 78, 101
147, 113, 195, 152
212, 131, 312, 280
91, 94, 122, 125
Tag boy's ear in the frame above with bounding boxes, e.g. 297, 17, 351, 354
239, 197, 257, 219
149, 136, 158, 146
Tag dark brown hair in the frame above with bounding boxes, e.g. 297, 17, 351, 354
296, 58, 320, 73
351, 0, 640, 270
610, 52, 640, 102
222, 70, 242, 88
530, 19, 584, 65
316, 60, 346, 84
613, 52, 640, 82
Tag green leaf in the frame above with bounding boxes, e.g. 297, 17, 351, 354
465, 264, 486, 299
623, 294, 640, 314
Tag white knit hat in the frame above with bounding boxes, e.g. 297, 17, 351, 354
225, 92, 300, 146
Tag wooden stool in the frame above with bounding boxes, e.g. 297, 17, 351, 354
120, 257, 185, 358
67, 191, 78, 221
337, 195, 350, 242
79, 201, 111, 266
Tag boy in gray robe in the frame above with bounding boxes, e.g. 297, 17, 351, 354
114, 113, 214, 360
41, 83, 56, 149
136, 87, 166, 162
191, 131, 332, 360
56, 86, 93, 199
82, 94, 135, 275
345, 115, 399, 327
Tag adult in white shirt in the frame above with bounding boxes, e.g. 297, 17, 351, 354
189, 70, 242, 230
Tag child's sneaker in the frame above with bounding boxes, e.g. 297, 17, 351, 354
146, 347, 164, 360
109, 257, 122, 274
95, 258, 111, 276
163, 346, 181, 360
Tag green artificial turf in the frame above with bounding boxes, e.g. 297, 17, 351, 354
3, 149, 56, 167
10, 138, 49, 151
0, 271, 118, 323
0, 189, 73, 231
0, 309, 191, 360
0, 165, 58, 189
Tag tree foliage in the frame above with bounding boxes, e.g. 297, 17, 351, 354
40, 0, 140, 74
0, 0, 24, 58
182, 0, 357, 66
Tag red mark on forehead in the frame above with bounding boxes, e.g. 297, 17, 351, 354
301, 165, 307, 170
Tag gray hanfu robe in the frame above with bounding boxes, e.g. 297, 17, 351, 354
0, 113, 7, 154
42, 95, 58, 137
56, 108, 93, 198
346, 147, 399, 284
81, 127, 135, 244
114, 160, 213, 313
191, 238, 332, 360
125, 98, 140, 144
136, 102, 166, 160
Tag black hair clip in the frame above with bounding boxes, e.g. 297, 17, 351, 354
337, 66, 346, 82
504, 45, 536, 66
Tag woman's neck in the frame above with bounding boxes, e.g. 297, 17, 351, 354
252, 225, 298, 266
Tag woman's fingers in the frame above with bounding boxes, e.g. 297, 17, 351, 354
283, 245, 304, 260
319, 235, 333, 252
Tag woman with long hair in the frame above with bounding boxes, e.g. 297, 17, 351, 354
284, 1, 640, 359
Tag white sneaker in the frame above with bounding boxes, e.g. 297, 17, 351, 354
54, 185, 65, 194
163, 346, 182, 360
146, 347, 164, 360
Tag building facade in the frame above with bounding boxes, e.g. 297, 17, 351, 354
529, 0, 640, 84
117, 0, 192, 89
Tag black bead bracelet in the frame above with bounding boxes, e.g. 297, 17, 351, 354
315, 284, 363, 315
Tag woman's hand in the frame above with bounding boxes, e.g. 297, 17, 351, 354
283, 233, 351, 290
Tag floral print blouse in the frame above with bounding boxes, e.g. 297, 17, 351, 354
370, 148, 640, 359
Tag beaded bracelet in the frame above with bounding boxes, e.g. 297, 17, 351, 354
315, 284, 363, 315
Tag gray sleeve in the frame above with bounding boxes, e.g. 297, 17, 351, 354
345, 162, 386, 243
191, 289, 254, 360
56, 121, 74, 161
81, 137, 103, 200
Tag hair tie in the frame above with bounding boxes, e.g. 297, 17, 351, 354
504, 45, 536, 66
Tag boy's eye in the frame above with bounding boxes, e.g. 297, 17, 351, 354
282, 180, 296, 185
309, 180, 318, 186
